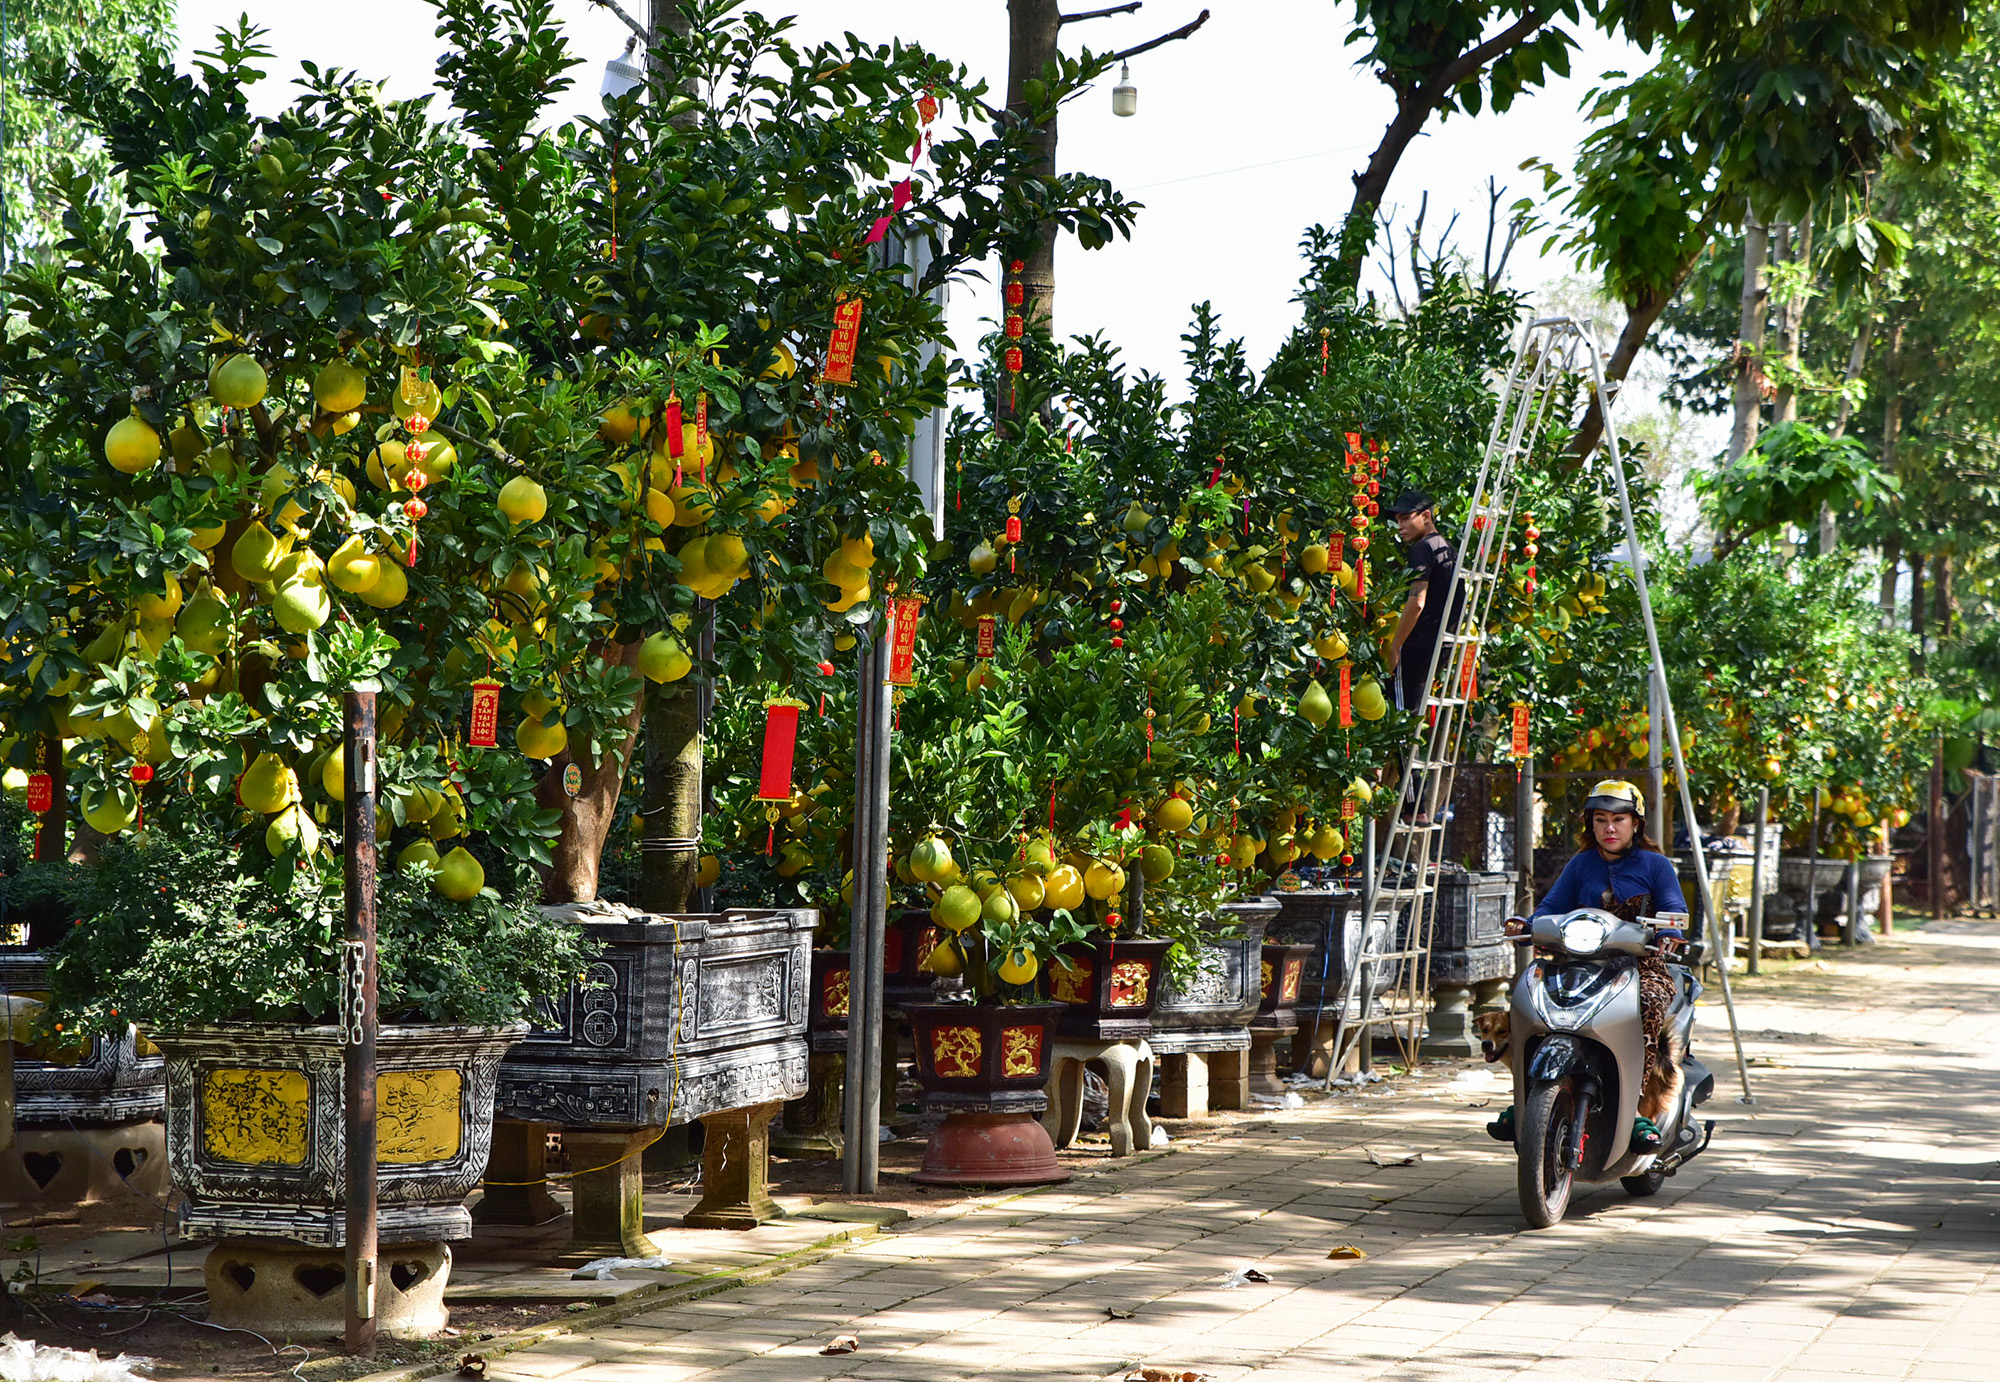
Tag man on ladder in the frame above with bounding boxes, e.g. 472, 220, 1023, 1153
1384, 490, 1465, 824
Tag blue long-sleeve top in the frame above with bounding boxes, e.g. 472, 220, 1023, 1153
1533, 847, 1689, 919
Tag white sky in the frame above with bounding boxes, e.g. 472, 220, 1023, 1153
174, 1, 1649, 394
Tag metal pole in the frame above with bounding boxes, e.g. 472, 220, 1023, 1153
1586, 328, 1754, 1105
841, 631, 890, 1194
1646, 671, 1665, 831
342, 690, 380, 1356
1806, 791, 1823, 947
1930, 736, 1947, 922
1356, 816, 1377, 1076
1843, 856, 1862, 947
1515, 756, 1535, 920
1747, 787, 1768, 976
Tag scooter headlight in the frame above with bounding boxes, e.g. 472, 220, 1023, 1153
1559, 914, 1610, 956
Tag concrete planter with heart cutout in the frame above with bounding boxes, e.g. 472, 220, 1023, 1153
153, 1020, 526, 1338
0, 949, 168, 1206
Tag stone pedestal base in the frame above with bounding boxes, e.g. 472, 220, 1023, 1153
204, 1239, 450, 1339
682, 1102, 783, 1230
1473, 976, 1511, 1014
1289, 1016, 1361, 1080
565, 1128, 657, 1255
1208, 1048, 1249, 1111
471, 1120, 563, 1227
1042, 1038, 1152, 1157
775, 1051, 847, 1159
1158, 1050, 1209, 1118
1421, 982, 1479, 1059
0, 1120, 166, 1205
1248, 1030, 1288, 1099
912, 1113, 1068, 1187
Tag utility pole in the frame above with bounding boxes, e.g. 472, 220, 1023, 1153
342, 690, 380, 1357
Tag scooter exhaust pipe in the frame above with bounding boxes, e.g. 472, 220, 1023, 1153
1659, 1119, 1715, 1176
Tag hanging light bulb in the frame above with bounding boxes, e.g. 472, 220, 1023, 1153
1112, 61, 1138, 117
601, 36, 644, 100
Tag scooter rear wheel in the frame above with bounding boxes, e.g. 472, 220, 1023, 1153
1517, 1079, 1577, 1228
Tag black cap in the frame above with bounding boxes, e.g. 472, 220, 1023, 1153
1384, 490, 1434, 518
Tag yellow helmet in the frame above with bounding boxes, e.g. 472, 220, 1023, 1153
1583, 779, 1644, 816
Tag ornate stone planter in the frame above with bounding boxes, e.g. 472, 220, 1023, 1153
1424, 872, 1518, 1058
907, 1002, 1067, 1187
155, 1021, 526, 1247
0, 949, 168, 1205
885, 910, 946, 1014
1767, 856, 1892, 941
1049, 937, 1173, 1041
1150, 900, 1276, 1116
486, 905, 813, 1245
1268, 889, 1399, 1077
1247, 942, 1313, 1099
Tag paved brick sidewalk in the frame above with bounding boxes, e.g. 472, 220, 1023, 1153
451, 919, 2000, 1382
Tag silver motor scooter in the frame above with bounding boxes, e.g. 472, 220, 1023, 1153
1503, 907, 1715, 1227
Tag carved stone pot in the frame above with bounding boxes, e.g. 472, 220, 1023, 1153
1247, 942, 1314, 1099
1048, 938, 1174, 1040
1148, 900, 1276, 1057
1, 949, 169, 1205
907, 1002, 1067, 1187
154, 1021, 526, 1247
886, 910, 947, 1014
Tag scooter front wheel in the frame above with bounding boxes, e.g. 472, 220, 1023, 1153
1517, 1079, 1577, 1228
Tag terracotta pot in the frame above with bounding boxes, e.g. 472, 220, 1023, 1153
1048, 937, 1174, 1040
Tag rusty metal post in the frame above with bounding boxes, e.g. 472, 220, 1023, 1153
1931, 736, 1947, 922
342, 691, 380, 1356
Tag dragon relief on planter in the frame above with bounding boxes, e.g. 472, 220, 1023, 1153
1000, 1025, 1043, 1078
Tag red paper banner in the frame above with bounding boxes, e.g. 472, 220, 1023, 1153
887, 595, 923, 686
468, 680, 502, 748
695, 393, 709, 479
1512, 703, 1531, 760
664, 395, 684, 457
757, 701, 803, 801
25, 772, 51, 813
824, 294, 864, 384
1338, 664, 1353, 729
1341, 796, 1357, 821
975, 615, 996, 659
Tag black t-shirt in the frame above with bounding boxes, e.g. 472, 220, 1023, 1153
1405, 532, 1465, 656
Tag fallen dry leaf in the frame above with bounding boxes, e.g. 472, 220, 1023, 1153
1364, 1147, 1422, 1166
1327, 1245, 1368, 1260
456, 1353, 488, 1378
820, 1334, 861, 1356
1241, 1268, 1272, 1283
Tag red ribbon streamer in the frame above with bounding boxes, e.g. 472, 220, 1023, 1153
756, 703, 802, 802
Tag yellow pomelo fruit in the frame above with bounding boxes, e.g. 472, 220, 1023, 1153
231, 521, 287, 583
1352, 675, 1387, 721
358, 561, 408, 608
1345, 776, 1374, 803
210, 354, 269, 409
600, 402, 641, 445
81, 784, 139, 836
428, 788, 467, 841
643, 485, 675, 527
266, 803, 320, 857
398, 839, 442, 875
1300, 544, 1329, 574
177, 591, 229, 656
1299, 678, 1334, 729
1022, 837, 1057, 875
516, 714, 569, 760
434, 847, 485, 901
1312, 631, 1349, 660
1140, 844, 1176, 883
1154, 796, 1194, 834
1006, 873, 1046, 911
840, 534, 875, 570
404, 784, 446, 824
638, 631, 693, 683
322, 744, 346, 802
327, 537, 383, 594
695, 854, 721, 888
922, 937, 965, 977
313, 360, 367, 414
190, 519, 228, 550
668, 482, 712, 527
996, 949, 1039, 985
1083, 860, 1125, 900
707, 534, 750, 581
1044, 863, 1086, 912
982, 889, 1019, 925
272, 578, 331, 635
498, 475, 548, 525
366, 440, 408, 490
240, 752, 296, 814
909, 835, 955, 884
937, 883, 982, 933
968, 541, 998, 575
105, 415, 162, 474
134, 573, 183, 622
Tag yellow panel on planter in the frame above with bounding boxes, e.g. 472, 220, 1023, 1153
1049, 958, 1091, 1005
930, 1025, 982, 1080
378, 1069, 464, 1164
203, 1069, 310, 1166
1000, 1025, 1043, 1079
1107, 960, 1152, 1009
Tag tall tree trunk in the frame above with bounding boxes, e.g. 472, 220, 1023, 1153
637, 684, 702, 914
1876, 318, 1903, 623
538, 640, 645, 903
1880, 537, 1900, 622
1932, 551, 1954, 643
1727, 221, 1771, 464
1829, 320, 1873, 440
1004, 0, 1062, 332
1772, 218, 1811, 424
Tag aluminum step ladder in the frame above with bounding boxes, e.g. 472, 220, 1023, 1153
1324, 318, 1754, 1103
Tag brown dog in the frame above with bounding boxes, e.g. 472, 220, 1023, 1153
1474, 1009, 1511, 1064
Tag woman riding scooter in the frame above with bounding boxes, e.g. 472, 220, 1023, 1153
1493, 779, 1689, 1151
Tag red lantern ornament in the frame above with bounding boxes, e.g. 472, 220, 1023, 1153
1004, 346, 1023, 374
130, 764, 154, 785
1004, 315, 1024, 339
405, 412, 430, 436
1110, 637, 1124, 649
1006, 280, 1025, 307
404, 496, 429, 521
